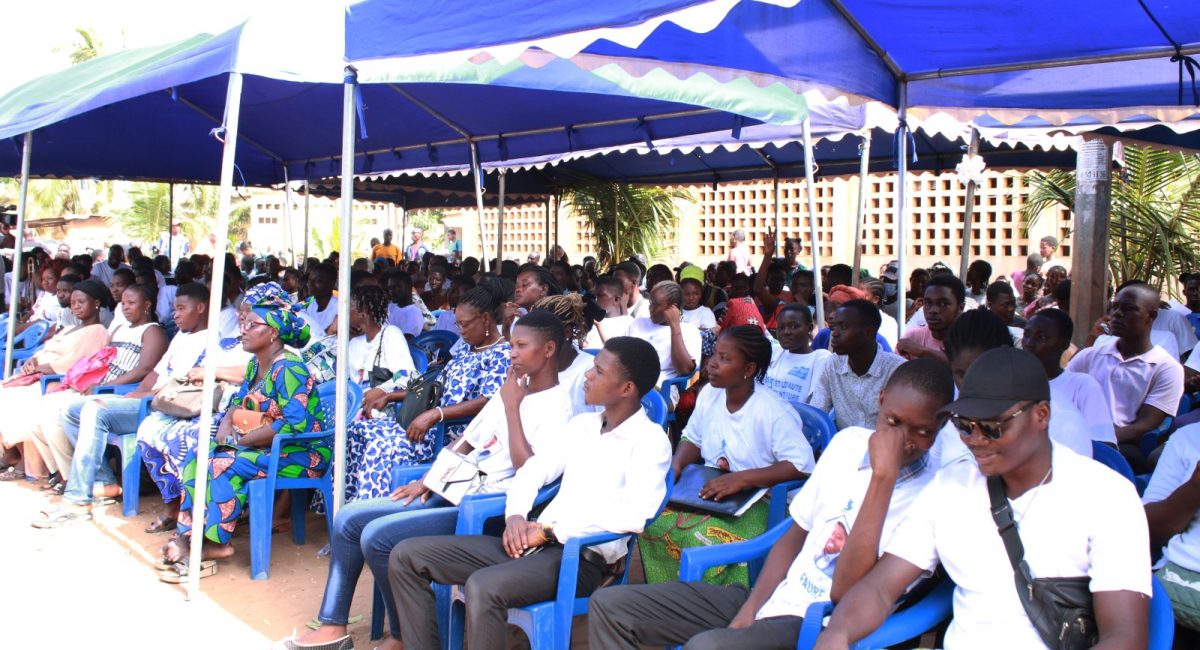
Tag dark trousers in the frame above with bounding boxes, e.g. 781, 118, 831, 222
588, 581, 804, 649
388, 534, 606, 650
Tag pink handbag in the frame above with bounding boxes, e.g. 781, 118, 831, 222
50, 346, 117, 394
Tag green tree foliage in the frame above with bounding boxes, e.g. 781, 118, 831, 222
562, 176, 691, 269
67, 27, 103, 64
1022, 146, 1200, 296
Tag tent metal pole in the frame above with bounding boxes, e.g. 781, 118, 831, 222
958, 128, 981, 280
168, 183, 174, 263
283, 169, 294, 264
852, 132, 871, 279
801, 117, 824, 329
333, 69, 357, 514
907, 43, 1200, 81
894, 86, 910, 345
187, 71, 243, 600
497, 171, 506, 265
4, 132, 32, 378
544, 197, 552, 267
554, 192, 560, 261
612, 191, 619, 268
1070, 136, 1112, 348
469, 143, 490, 269
303, 180, 311, 265
773, 170, 780, 255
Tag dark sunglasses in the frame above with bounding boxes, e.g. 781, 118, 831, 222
951, 401, 1037, 440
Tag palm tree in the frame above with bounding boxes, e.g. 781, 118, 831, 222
117, 183, 171, 243
562, 176, 691, 269
67, 27, 103, 64
1022, 146, 1200, 296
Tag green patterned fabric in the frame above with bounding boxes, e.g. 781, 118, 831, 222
638, 499, 769, 587
1159, 561, 1200, 631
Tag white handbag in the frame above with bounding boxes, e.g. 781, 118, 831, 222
422, 447, 489, 505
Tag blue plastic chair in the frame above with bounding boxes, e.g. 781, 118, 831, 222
582, 348, 601, 356
411, 347, 430, 374
1149, 574, 1175, 650
442, 468, 674, 650
793, 403, 837, 456
796, 579, 956, 649
412, 330, 460, 365
641, 390, 668, 427
247, 381, 362, 580
4, 319, 49, 352
659, 371, 697, 430
1092, 441, 1137, 491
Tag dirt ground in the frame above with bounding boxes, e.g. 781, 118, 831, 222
1, 477, 381, 650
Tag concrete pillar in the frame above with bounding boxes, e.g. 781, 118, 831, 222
1069, 136, 1112, 348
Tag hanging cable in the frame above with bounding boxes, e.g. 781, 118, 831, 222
1137, 0, 1199, 106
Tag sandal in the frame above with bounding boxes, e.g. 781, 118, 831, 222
154, 557, 216, 572
281, 635, 353, 650
39, 472, 62, 491
157, 558, 219, 583
145, 516, 178, 534
31, 507, 91, 529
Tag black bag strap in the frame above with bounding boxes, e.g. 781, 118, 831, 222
988, 476, 1057, 648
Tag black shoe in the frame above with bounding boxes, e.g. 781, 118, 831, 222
39, 472, 63, 491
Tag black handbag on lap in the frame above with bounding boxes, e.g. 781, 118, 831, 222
394, 366, 444, 429
987, 476, 1098, 650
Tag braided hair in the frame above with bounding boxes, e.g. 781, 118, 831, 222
517, 264, 562, 299
651, 280, 683, 309
719, 325, 773, 382
460, 277, 511, 324
943, 308, 1013, 362
352, 284, 390, 327
532, 293, 604, 348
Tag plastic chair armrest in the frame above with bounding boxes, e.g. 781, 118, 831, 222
459, 494, 508, 535
679, 519, 791, 582
94, 383, 138, 396
391, 463, 431, 490
795, 601, 836, 649
856, 579, 955, 648
39, 374, 64, 394
768, 479, 806, 525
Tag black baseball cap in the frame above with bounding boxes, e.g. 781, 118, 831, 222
938, 348, 1050, 419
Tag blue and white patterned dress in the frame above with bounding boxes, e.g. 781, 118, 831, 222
343, 339, 511, 502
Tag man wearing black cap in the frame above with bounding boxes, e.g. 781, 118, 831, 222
813, 348, 1151, 650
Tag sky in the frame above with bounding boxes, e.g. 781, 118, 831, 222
1, 0, 308, 93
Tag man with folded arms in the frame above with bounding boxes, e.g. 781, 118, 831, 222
388, 336, 671, 650
814, 348, 1150, 650
588, 359, 953, 649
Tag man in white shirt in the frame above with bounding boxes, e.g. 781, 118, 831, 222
388, 337, 671, 650
1144, 423, 1200, 631
814, 347, 1151, 650
1153, 305, 1198, 360
89, 244, 130, 288
587, 358, 955, 648
586, 276, 634, 348
32, 282, 211, 526
1022, 308, 1117, 445
303, 262, 339, 334
614, 261, 650, 320
626, 280, 701, 384
727, 229, 754, 276
1068, 283, 1183, 470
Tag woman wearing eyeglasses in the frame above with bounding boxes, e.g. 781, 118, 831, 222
158, 288, 327, 578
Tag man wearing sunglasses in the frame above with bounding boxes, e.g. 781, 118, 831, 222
814, 347, 1151, 650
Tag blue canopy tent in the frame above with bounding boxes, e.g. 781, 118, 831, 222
346, 0, 1200, 358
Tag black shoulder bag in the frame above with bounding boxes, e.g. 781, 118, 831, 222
394, 365, 444, 429
368, 329, 394, 388
987, 475, 1098, 650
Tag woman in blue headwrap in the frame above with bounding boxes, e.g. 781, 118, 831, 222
160, 287, 327, 575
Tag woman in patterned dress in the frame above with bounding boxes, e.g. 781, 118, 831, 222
160, 291, 326, 571
342, 281, 511, 502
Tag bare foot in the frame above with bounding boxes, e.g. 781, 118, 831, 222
293, 625, 348, 646
161, 535, 236, 563
93, 483, 122, 499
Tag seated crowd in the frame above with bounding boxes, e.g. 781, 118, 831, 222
3, 232, 1200, 650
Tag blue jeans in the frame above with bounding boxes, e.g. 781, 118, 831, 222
318, 495, 457, 637
62, 396, 143, 506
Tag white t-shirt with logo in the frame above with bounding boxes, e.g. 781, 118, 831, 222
755, 427, 938, 619
681, 384, 814, 475
764, 344, 831, 409
886, 442, 1151, 650
149, 329, 209, 391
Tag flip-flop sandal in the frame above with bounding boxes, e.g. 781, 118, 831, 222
31, 508, 91, 529
305, 615, 363, 631
154, 557, 216, 572
145, 516, 178, 534
39, 473, 63, 491
157, 559, 218, 583
281, 635, 354, 650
